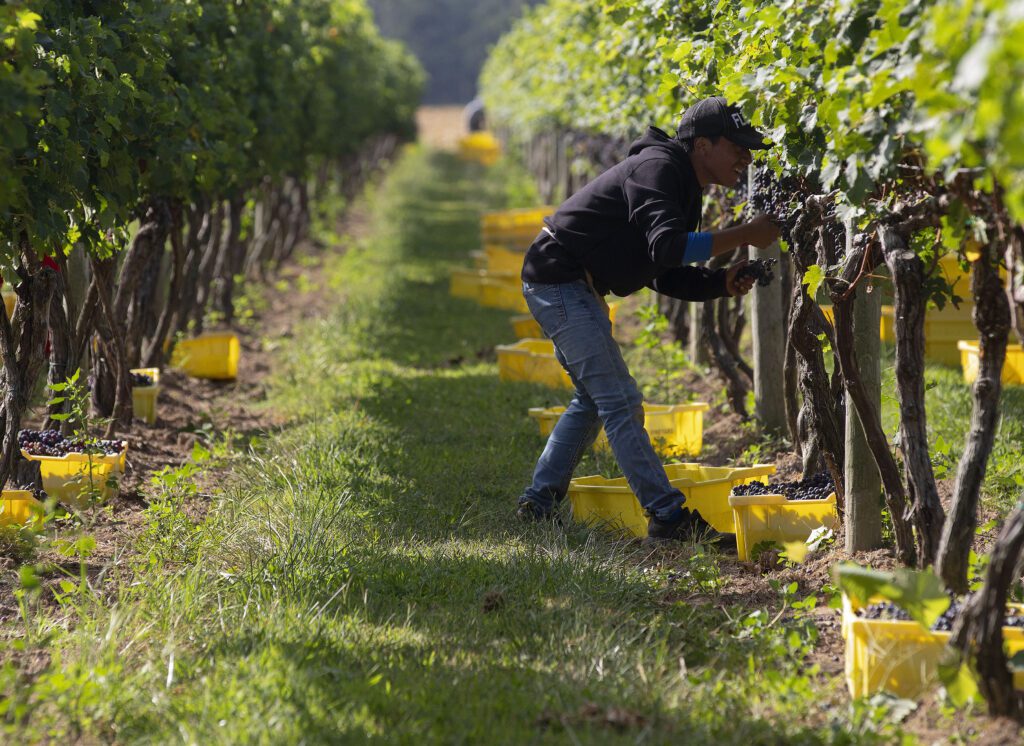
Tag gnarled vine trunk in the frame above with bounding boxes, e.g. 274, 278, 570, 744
951, 505, 1024, 718
938, 238, 1012, 591
880, 226, 946, 566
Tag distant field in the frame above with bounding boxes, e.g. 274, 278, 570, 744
416, 105, 467, 150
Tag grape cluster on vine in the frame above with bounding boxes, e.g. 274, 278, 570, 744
822, 214, 847, 251
731, 471, 835, 501
736, 257, 778, 287
131, 372, 155, 387
748, 167, 800, 245
19, 429, 125, 457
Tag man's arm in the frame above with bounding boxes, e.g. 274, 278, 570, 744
648, 265, 728, 301
650, 261, 758, 300
708, 214, 780, 256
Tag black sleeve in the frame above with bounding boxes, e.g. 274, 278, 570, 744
647, 266, 729, 302
622, 159, 699, 268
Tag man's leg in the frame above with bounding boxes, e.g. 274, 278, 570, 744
518, 281, 602, 516
523, 280, 686, 522
518, 388, 602, 515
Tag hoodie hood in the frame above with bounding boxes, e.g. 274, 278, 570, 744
627, 126, 691, 160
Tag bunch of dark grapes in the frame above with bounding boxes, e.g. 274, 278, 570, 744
736, 257, 778, 287
748, 167, 799, 245
131, 372, 154, 387
822, 214, 847, 251
857, 601, 912, 622
731, 471, 835, 501
18, 428, 125, 457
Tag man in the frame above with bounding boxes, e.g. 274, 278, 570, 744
517, 96, 781, 546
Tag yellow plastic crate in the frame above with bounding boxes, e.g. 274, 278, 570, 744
23, 440, 128, 475
495, 338, 572, 389
510, 302, 620, 340
480, 206, 553, 243
450, 268, 487, 302
480, 278, 528, 313
131, 367, 161, 425
451, 268, 489, 301
480, 206, 553, 232
958, 341, 1024, 386
170, 332, 239, 380
729, 492, 839, 562
1, 490, 44, 526
842, 595, 1024, 700
510, 314, 541, 340
30, 459, 116, 508
457, 132, 500, 166
881, 304, 976, 366
482, 245, 527, 274
528, 402, 710, 456
567, 462, 777, 537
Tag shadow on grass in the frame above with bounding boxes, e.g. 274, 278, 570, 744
166, 626, 839, 746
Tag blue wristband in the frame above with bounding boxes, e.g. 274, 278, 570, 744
684, 232, 713, 263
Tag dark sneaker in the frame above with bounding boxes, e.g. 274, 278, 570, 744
516, 501, 561, 526
643, 508, 726, 548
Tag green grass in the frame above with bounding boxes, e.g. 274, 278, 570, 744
1, 149, 910, 744
875, 355, 1024, 513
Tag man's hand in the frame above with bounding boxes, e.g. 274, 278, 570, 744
746, 214, 781, 248
726, 260, 756, 297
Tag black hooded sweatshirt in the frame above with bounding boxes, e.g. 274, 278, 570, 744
521, 126, 728, 300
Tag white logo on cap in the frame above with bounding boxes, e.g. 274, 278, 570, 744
731, 112, 747, 128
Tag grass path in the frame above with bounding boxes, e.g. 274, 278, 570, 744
3, 149, 911, 744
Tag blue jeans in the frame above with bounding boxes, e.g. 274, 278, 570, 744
518, 280, 686, 523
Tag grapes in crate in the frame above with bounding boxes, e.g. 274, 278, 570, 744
731, 471, 835, 501
19, 428, 126, 457
131, 371, 155, 387
856, 595, 1024, 631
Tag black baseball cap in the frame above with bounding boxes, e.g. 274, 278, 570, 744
676, 96, 772, 150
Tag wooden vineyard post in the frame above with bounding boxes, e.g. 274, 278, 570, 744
748, 161, 785, 433
845, 260, 884, 551
688, 301, 709, 366
750, 239, 786, 435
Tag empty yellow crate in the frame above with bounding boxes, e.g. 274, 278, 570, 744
567, 462, 777, 537
450, 268, 486, 302
510, 314, 541, 339
528, 402, 709, 456
881, 304, 977, 366
171, 333, 239, 379
1, 490, 44, 526
958, 341, 1024, 386
480, 278, 527, 312
482, 245, 527, 273
729, 492, 839, 562
481, 206, 553, 233
842, 595, 1024, 700
457, 132, 500, 166
131, 367, 160, 425
496, 338, 572, 389
450, 268, 521, 309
